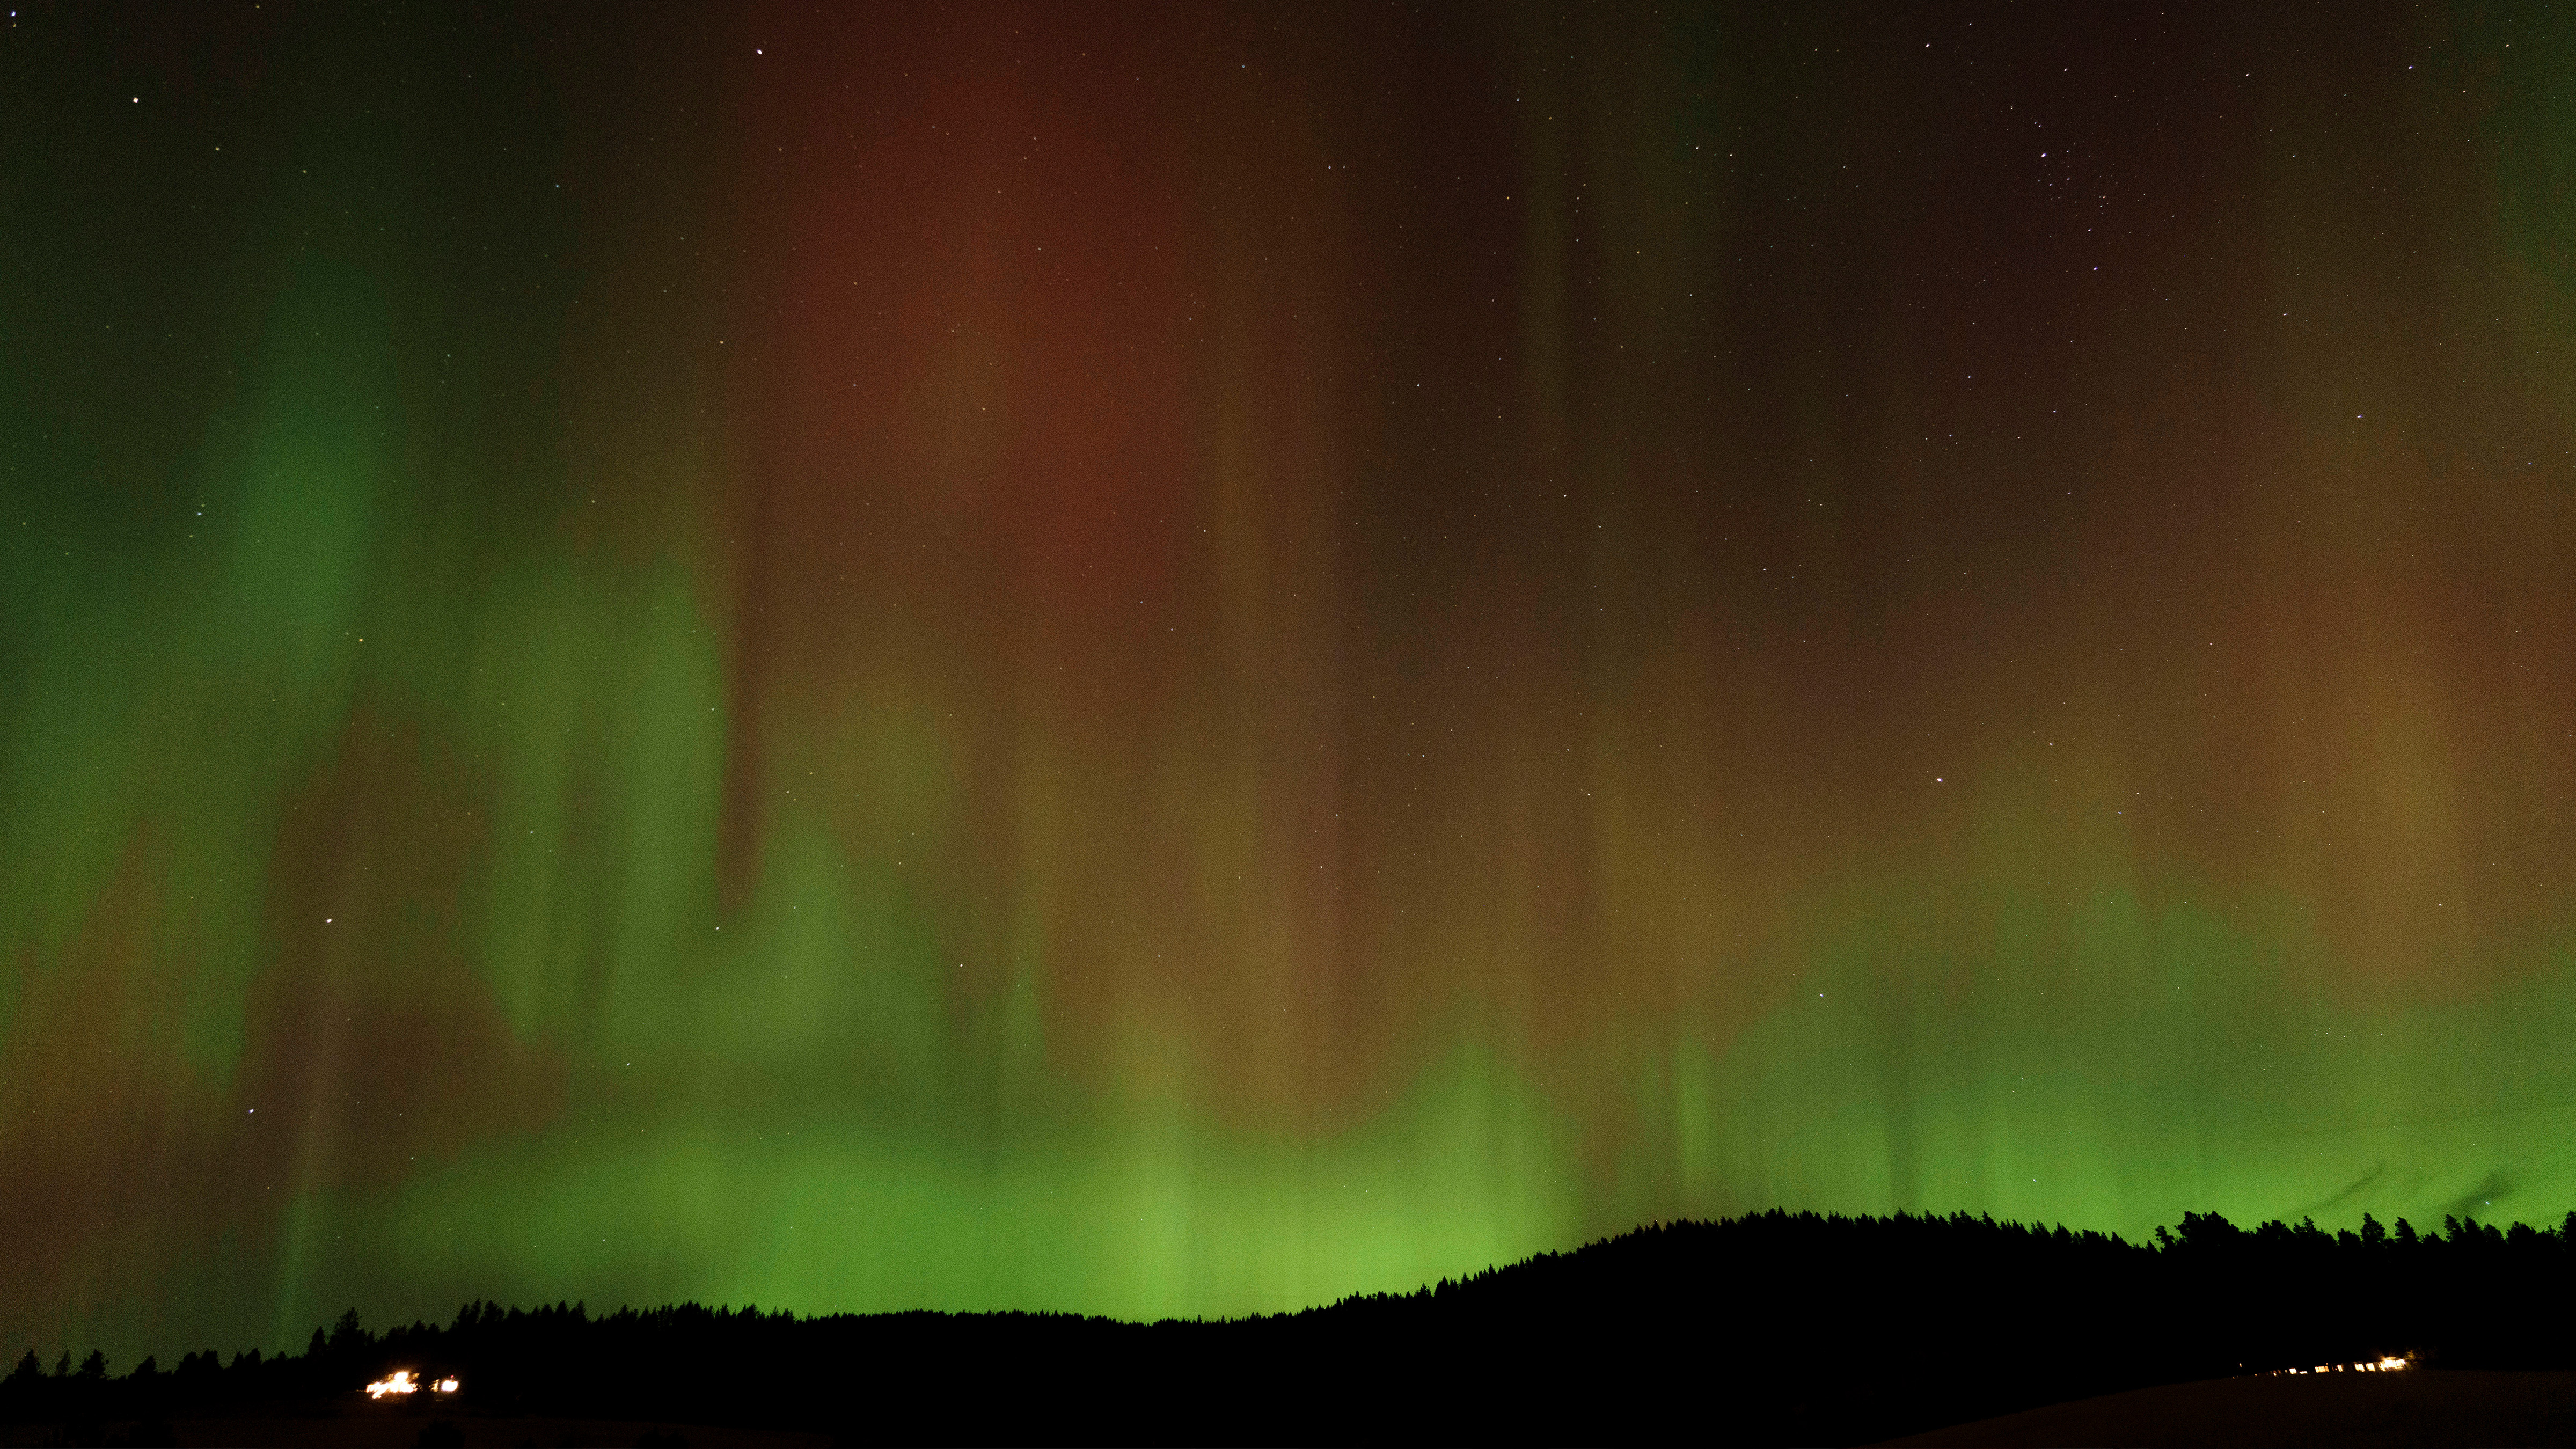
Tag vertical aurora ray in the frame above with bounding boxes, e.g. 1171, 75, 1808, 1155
5, 0, 2576, 1365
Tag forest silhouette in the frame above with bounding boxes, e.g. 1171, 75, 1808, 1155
9, 1206, 2575, 1445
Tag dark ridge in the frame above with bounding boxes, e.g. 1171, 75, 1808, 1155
8, 1206, 2575, 1445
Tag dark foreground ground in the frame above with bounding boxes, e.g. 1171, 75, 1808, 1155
8, 1372, 2571, 1448
1878, 1370, 2576, 1448
0, 1420, 828, 1448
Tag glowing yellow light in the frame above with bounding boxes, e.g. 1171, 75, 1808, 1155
364, 1370, 419, 1399
2378, 1356, 2409, 1371
434, 1377, 460, 1394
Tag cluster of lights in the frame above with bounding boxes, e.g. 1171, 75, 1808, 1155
363, 1371, 462, 1399
2272, 1356, 2411, 1376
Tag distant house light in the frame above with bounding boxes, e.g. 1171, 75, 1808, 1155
2271, 1355, 2411, 1378
365, 1370, 461, 1399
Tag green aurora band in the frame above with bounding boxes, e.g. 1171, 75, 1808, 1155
5, 0, 2576, 1363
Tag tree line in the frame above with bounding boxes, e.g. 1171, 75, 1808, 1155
6, 1206, 2574, 1445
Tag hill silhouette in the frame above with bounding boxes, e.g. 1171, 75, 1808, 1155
8, 1207, 2574, 1445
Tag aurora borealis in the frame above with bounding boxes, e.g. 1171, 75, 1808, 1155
5, 0, 2575, 1366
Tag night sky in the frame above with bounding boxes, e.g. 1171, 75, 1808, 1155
6, 0, 2575, 1365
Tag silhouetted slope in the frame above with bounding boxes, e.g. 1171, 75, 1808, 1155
6, 1208, 2573, 1445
